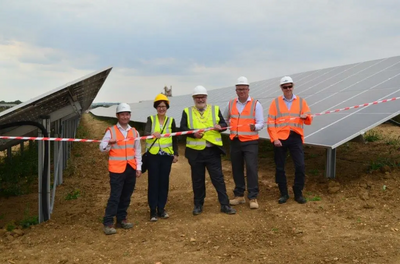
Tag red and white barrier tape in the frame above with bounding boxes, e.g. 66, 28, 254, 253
1, 97, 399, 143
0, 128, 214, 142
271, 97, 400, 123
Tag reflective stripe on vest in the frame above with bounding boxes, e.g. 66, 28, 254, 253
108, 125, 137, 173
184, 105, 222, 150
145, 115, 174, 155
228, 98, 259, 141
271, 97, 304, 130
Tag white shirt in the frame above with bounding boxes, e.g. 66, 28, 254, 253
99, 122, 142, 171
223, 96, 264, 131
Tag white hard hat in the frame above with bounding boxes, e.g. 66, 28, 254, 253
192, 85, 208, 96
236, 76, 249, 86
280, 76, 293, 85
116, 103, 131, 113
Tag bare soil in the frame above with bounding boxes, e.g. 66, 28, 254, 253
1, 114, 400, 264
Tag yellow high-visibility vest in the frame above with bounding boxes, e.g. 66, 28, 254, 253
145, 115, 174, 155
184, 105, 223, 150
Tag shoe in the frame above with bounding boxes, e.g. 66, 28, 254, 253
278, 195, 290, 204
295, 196, 307, 204
229, 196, 245, 206
116, 220, 133, 229
249, 199, 259, 209
150, 215, 158, 222
103, 225, 117, 235
220, 205, 236, 215
193, 205, 203, 216
158, 211, 169, 219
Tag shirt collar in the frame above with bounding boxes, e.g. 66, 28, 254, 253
282, 95, 297, 102
236, 96, 251, 103
116, 122, 131, 131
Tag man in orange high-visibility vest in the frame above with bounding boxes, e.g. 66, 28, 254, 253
99, 103, 142, 235
267, 76, 313, 204
224, 76, 265, 210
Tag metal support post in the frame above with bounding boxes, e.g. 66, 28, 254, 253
325, 148, 337, 178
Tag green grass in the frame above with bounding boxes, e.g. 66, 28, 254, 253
368, 156, 400, 172
19, 205, 39, 228
6, 222, 16, 232
65, 189, 81, 200
307, 196, 322, 202
364, 130, 381, 142
0, 142, 38, 197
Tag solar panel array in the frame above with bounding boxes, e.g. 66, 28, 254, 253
0, 67, 112, 151
91, 56, 400, 149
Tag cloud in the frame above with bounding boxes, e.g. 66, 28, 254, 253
0, 0, 399, 103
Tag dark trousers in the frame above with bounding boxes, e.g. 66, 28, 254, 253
103, 164, 136, 226
230, 138, 259, 199
188, 147, 229, 206
147, 153, 173, 213
274, 132, 305, 195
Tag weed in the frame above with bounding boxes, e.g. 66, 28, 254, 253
368, 156, 400, 172
307, 196, 322, 202
0, 142, 38, 197
0, 214, 4, 220
6, 222, 16, 232
65, 189, 81, 200
18, 205, 39, 228
271, 228, 279, 232
308, 169, 320, 176
19, 215, 39, 228
357, 217, 362, 223
364, 130, 380, 142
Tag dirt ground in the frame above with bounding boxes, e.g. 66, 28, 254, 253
1, 114, 400, 264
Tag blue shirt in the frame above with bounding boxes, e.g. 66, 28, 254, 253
283, 95, 297, 110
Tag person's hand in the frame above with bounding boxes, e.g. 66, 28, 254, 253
273, 139, 282, 147
194, 131, 203, 139
173, 155, 178, 163
136, 170, 142, 178
214, 124, 222, 131
153, 132, 161, 139
108, 139, 117, 145
249, 124, 255, 131
300, 114, 308, 119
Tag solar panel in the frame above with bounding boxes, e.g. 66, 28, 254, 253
0, 67, 112, 222
0, 67, 112, 151
92, 56, 400, 149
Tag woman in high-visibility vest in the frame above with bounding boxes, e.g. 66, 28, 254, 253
144, 94, 178, 222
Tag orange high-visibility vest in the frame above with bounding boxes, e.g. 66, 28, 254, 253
228, 98, 259, 142
107, 125, 137, 173
267, 96, 312, 143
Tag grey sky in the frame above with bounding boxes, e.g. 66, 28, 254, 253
0, 0, 399, 103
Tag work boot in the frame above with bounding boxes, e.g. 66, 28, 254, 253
116, 220, 133, 229
229, 196, 245, 206
220, 205, 236, 215
278, 184, 289, 204
278, 194, 290, 204
293, 187, 307, 204
249, 199, 259, 209
192, 205, 203, 216
103, 225, 117, 235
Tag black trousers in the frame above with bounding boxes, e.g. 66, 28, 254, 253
147, 153, 174, 212
230, 138, 259, 199
188, 147, 229, 206
103, 164, 136, 226
274, 132, 305, 193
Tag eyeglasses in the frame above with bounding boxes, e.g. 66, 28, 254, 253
281, 85, 293, 89
157, 106, 167, 109
193, 96, 206, 100
236, 88, 249, 92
